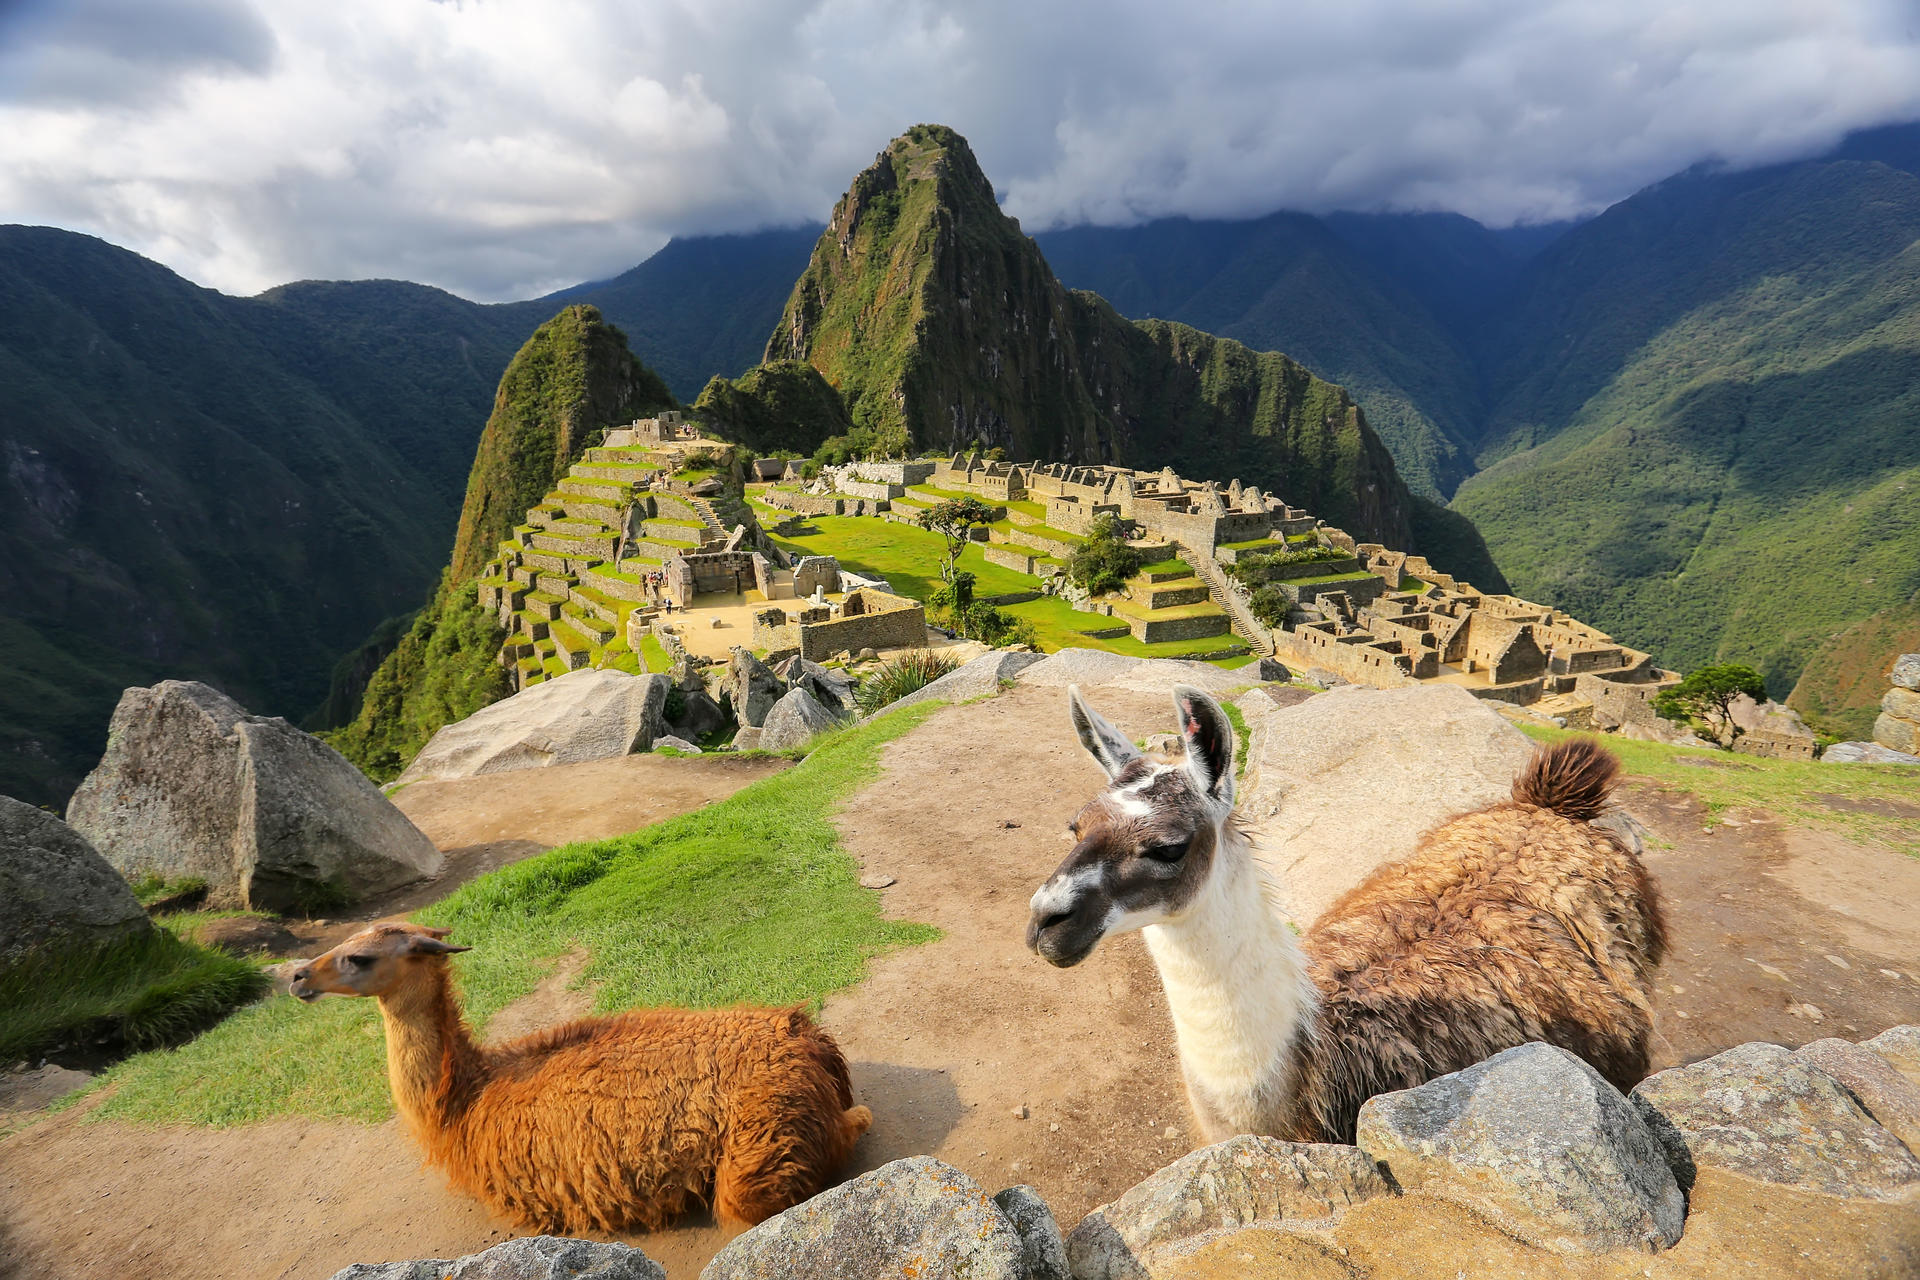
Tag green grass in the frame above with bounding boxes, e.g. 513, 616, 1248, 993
1137, 556, 1193, 577
72, 704, 944, 1127
1220, 699, 1252, 779
767, 514, 1035, 598
127, 873, 208, 907
998, 595, 1244, 660
639, 633, 672, 673
0, 931, 267, 1066
1517, 725, 1920, 852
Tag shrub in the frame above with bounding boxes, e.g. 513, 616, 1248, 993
1065, 514, 1146, 596
1247, 584, 1292, 628
854, 649, 960, 715
1227, 543, 1349, 586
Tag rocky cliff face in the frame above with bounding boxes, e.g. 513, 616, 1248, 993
759, 124, 1420, 548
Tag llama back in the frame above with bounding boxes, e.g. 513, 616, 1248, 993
1292, 739, 1667, 1142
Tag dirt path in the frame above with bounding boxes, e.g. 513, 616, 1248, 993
4, 689, 1918, 1280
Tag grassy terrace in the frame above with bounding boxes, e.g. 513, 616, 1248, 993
1287, 570, 1380, 587
767, 514, 1035, 598
906, 484, 1048, 521
71, 706, 945, 1127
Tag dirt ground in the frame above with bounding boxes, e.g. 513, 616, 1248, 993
3, 684, 1918, 1280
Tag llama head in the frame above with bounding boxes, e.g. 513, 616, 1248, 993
1026, 683, 1236, 967
289, 922, 471, 1002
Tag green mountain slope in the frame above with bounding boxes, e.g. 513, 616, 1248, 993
1453, 157, 1920, 695
0, 228, 524, 808
546, 229, 820, 401
1037, 213, 1496, 498
330, 307, 674, 777
752, 123, 1502, 576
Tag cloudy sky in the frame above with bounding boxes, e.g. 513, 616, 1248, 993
3, 0, 1918, 301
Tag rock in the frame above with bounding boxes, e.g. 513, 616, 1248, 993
1883, 687, 1920, 721
1872, 711, 1919, 755
723, 648, 787, 728
1236, 684, 1536, 923
1891, 653, 1920, 691
188, 916, 296, 956
1355, 1043, 1683, 1254
327, 1235, 663, 1280
397, 670, 669, 786
69, 681, 441, 913
0, 796, 152, 964
1065, 1136, 1390, 1279
858, 872, 895, 889
758, 687, 844, 752
731, 726, 763, 752
992, 1185, 1068, 1280
1300, 667, 1349, 689
1822, 740, 1920, 764
1795, 1037, 1920, 1153
856, 647, 879, 662
652, 735, 701, 754
1015, 647, 1146, 688
1630, 1040, 1920, 1199
775, 656, 857, 716
1107, 659, 1262, 696
701, 1156, 1025, 1280
1255, 656, 1291, 682
1861, 1025, 1920, 1088
878, 650, 1045, 715
667, 687, 732, 744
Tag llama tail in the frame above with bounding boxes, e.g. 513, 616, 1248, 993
1513, 738, 1618, 821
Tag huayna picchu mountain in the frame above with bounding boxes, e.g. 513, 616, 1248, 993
699, 125, 1503, 587
329, 306, 675, 778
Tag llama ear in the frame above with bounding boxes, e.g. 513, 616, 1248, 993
1068, 684, 1142, 779
406, 933, 472, 956
1171, 684, 1234, 805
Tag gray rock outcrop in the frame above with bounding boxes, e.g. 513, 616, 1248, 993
397, 669, 670, 786
1862, 1024, 1920, 1085
758, 687, 844, 752
1891, 653, 1920, 691
875, 649, 1044, 715
1355, 1042, 1684, 1254
1822, 741, 1920, 764
1870, 654, 1920, 754
701, 1157, 1026, 1280
1065, 1136, 1391, 1278
992, 1185, 1069, 1280
1014, 647, 1150, 688
667, 687, 732, 744
327, 1235, 663, 1280
1235, 683, 1536, 923
775, 656, 857, 716
723, 648, 787, 728
1794, 1036, 1920, 1154
1630, 1040, 1920, 1200
0, 795, 151, 963
68, 681, 441, 912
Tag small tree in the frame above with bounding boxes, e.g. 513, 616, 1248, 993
1652, 663, 1767, 747
918, 497, 997, 586
1065, 513, 1146, 596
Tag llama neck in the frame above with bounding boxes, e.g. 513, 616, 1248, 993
375, 963, 485, 1140
1143, 826, 1317, 1138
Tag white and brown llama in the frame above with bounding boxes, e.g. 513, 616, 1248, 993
1026, 684, 1667, 1144
290, 922, 870, 1233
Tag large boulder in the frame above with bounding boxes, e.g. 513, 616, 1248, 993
0, 796, 151, 964
397, 669, 670, 786
68, 681, 441, 913
701, 1156, 1027, 1280
992, 1185, 1069, 1280
1235, 683, 1536, 923
1630, 1040, 1920, 1200
875, 649, 1044, 715
757, 686, 844, 752
1014, 647, 1147, 688
1823, 741, 1920, 764
1354, 1043, 1684, 1254
327, 1235, 663, 1280
1065, 1136, 1391, 1279
667, 686, 733, 745
1862, 1025, 1920, 1087
723, 648, 787, 728
1891, 653, 1920, 691
775, 656, 857, 717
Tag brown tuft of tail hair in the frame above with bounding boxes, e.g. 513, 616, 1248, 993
1512, 738, 1619, 821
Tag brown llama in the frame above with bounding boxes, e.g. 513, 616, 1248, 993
289, 922, 871, 1233
1026, 685, 1667, 1144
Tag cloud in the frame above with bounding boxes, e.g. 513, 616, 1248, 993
1, 0, 1916, 300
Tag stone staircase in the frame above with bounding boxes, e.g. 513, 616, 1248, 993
1182, 543, 1276, 656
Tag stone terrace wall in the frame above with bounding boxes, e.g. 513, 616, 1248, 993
797, 590, 927, 660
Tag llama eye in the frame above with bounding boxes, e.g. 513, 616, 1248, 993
341, 954, 372, 969
1141, 842, 1187, 864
